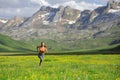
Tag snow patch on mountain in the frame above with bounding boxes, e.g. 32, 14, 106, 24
108, 9, 120, 13
68, 21, 76, 24
0, 19, 8, 23
41, 12, 55, 19
39, 13, 50, 19
108, 9, 120, 16
43, 21, 49, 25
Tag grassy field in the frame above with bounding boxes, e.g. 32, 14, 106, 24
0, 55, 120, 80
0, 34, 34, 52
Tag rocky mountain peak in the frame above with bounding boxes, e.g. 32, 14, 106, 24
1, 16, 24, 31
40, 6, 57, 13
12, 16, 23, 22
52, 6, 64, 22
58, 6, 64, 10
65, 6, 71, 9
93, 0, 120, 15
40, 6, 52, 12
107, 0, 120, 9
7, 16, 24, 25
62, 6, 80, 21
89, 10, 98, 22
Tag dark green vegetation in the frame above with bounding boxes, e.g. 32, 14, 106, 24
0, 33, 120, 54
0, 55, 119, 80
0, 34, 34, 52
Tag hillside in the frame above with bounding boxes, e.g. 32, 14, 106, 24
0, 33, 119, 54
0, 34, 34, 52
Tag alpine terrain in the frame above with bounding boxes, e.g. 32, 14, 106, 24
0, 0, 120, 51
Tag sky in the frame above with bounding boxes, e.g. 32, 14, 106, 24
0, 0, 113, 19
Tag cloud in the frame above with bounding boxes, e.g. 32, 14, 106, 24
29, 0, 103, 10
0, 0, 104, 19
30, 0, 50, 6
0, 0, 34, 8
30, 0, 103, 10
51, 0, 102, 11
0, 7, 39, 18
0, 0, 40, 18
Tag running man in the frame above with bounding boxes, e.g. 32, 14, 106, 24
37, 42, 48, 66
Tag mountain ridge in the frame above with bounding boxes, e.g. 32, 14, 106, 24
0, 0, 120, 46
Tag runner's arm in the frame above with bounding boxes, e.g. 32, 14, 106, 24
46, 48, 48, 53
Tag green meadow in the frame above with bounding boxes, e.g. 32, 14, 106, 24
0, 55, 120, 80
0, 32, 120, 80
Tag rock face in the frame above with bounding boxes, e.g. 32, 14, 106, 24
109, 39, 120, 45
0, 18, 8, 28
1, 16, 24, 29
0, 16, 25, 35
107, 0, 120, 9
52, 6, 64, 22
0, 0, 120, 41
62, 6, 80, 20
76, 10, 91, 25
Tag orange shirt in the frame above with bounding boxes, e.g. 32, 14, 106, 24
39, 46, 47, 53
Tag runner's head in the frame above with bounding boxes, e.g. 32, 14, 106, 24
41, 42, 45, 47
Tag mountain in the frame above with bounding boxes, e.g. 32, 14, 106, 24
0, 0, 120, 50
0, 18, 8, 28
0, 5, 81, 40
73, 0, 120, 28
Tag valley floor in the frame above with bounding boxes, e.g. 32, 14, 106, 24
0, 55, 120, 80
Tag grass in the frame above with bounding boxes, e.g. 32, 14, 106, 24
0, 55, 120, 80
0, 33, 120, 53
0, 34, 34, 52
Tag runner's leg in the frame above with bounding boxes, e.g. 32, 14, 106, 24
39, 54, 44, 66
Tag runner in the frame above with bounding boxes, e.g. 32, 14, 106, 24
37, 42, 48, 66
